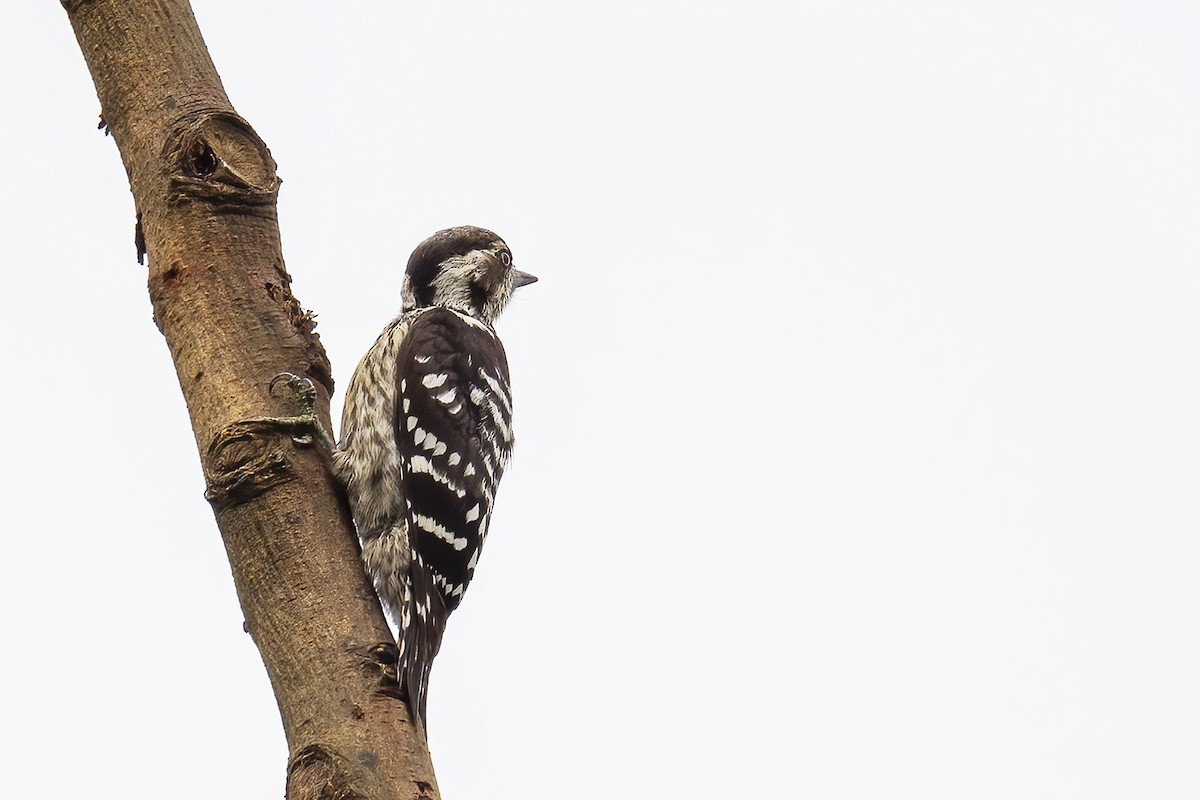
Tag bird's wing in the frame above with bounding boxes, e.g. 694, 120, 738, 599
393, 306, 514, 614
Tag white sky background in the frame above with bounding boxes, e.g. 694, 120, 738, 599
3, 1, 1199, 797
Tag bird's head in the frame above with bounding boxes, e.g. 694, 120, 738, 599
402, 226, 537, 324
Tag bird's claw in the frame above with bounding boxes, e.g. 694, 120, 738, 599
269, 371, 316, 403
266, 371, 333, 451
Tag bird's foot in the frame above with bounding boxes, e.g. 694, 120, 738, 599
356, 642, 404, 700
264, 372, 335, 452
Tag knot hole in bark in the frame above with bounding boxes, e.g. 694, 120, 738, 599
286, 744, 369, 800
168, 112, 279, 208
204, 419, 297, 511
186, 140, 218, 179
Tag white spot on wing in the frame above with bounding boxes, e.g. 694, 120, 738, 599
480, 369, 513, 414
414, 513, 469, 550
409, 454, 466, 495
423, 373, 448, 389
485, 398, 511, 442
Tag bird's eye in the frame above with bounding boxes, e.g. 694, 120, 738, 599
499, 251, 511, 266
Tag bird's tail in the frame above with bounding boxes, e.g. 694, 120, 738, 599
399, 557, 449, 732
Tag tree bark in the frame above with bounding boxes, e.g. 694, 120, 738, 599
62, 1, 439, 797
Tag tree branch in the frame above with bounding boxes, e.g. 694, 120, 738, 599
62, 1, 439, 797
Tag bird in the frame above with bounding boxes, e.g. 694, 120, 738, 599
331, 226, 536, 730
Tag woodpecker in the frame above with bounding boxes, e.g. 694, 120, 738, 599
331, 226, 535, 729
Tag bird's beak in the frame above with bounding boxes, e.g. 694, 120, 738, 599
512, 268, 538, 289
